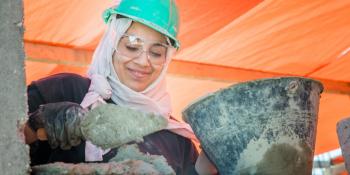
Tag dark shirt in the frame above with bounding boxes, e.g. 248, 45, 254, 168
27, 73, 198, 174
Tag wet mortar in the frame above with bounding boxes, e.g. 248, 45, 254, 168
109, 144, 175, 175
32, 160, 173, 175
239, 142, 312, 175
32, 104, 171, 174
32, 144, 175, 175
80, 104, 168, 149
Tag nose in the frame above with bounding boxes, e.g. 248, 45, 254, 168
133, 51, 151, 66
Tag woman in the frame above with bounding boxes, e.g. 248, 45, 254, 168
25, 0, 202, 174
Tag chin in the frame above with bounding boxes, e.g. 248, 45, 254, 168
128, 83, 148, 92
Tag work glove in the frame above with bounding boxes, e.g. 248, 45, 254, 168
28, 102, 87, 150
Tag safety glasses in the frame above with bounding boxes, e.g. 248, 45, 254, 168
115, 34, 170, 66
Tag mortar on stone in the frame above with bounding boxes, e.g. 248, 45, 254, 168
32, 104, 175, 175
32, 144, 176, 175
37, 104, 167, 149
183, 77, 323, 175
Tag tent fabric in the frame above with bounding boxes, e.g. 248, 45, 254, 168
24, 0, 350, 155
175, 0, 350, 81
24, 0, 262, 48
23, 0, 111, 49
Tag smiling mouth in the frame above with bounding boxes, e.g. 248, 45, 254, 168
128, 68, 151, 79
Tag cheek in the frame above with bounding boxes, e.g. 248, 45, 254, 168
112, 55, 125, 77
112, 59, 119, 72
152, 67, 163, 80
146, 66, 164, 87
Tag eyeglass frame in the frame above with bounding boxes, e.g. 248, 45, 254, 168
113, 34, 172, 66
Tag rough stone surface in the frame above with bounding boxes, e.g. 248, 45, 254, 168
0, 0, 30, 174
31, 144, 175, 175
110, 144, 175, 175
80, 104, 168, 149
32, 161, 160, 175
336, 117, 350, 173
183, 77, 323, 175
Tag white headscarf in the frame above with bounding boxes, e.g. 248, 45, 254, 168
80, 15, 197, 161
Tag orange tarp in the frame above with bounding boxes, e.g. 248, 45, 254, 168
24, 0, 350, 155
175, 0, 350, 81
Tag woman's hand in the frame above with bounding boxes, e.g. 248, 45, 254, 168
27, 102, 87, 150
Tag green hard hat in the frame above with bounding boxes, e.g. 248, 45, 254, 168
103, 0, 180, 48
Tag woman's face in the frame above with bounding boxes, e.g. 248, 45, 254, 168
112, 22, 168, 92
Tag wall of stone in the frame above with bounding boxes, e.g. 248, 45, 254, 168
0, 0, 30, 174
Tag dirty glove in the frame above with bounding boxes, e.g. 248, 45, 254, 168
28, 102, 87, 150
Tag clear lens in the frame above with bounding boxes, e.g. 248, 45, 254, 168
117, 35, 168, 65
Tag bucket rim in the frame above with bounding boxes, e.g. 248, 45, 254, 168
182, 76, 324, 122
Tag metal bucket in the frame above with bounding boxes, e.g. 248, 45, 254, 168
183, 77, 323, 175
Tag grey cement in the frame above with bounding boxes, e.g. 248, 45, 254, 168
0, 0, 30, 174
31, 145, 175, 175
80, 104, 168, 149
32, 144, 175, 175
32, 161, 162, 175
110, 144, 175, 175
